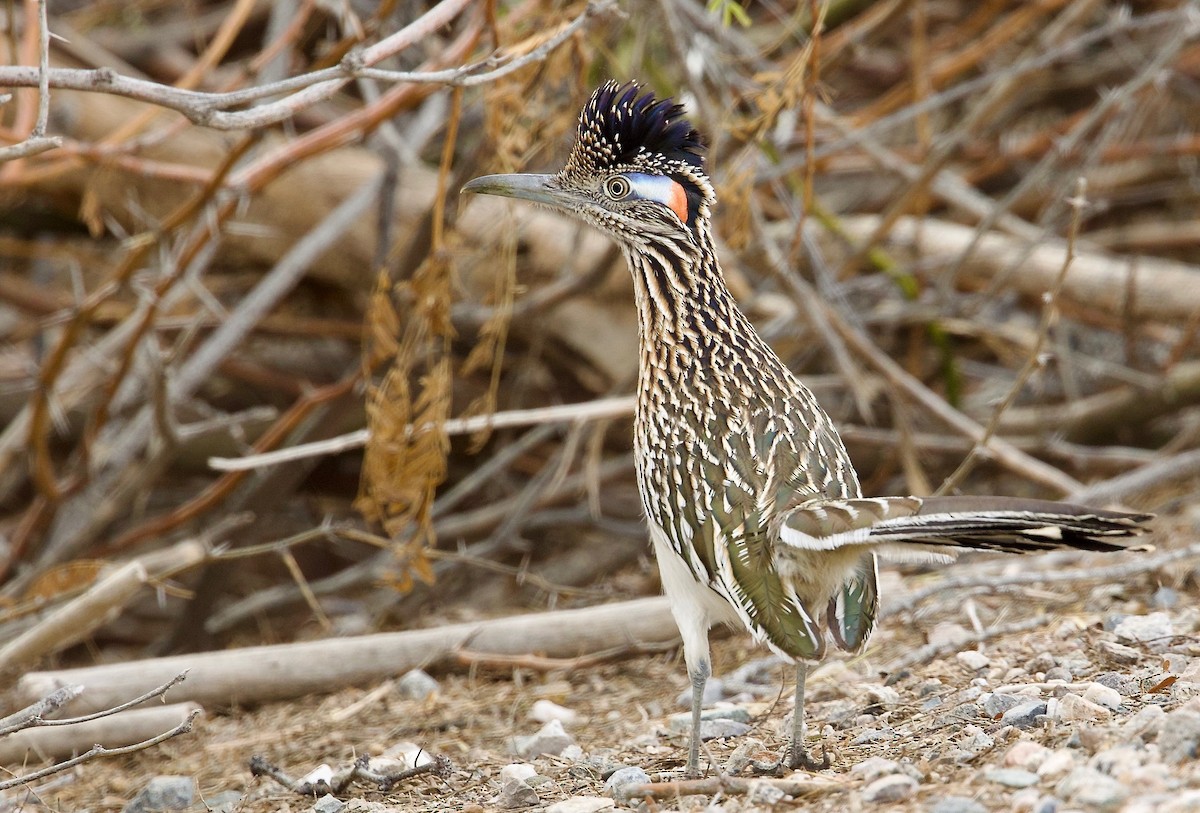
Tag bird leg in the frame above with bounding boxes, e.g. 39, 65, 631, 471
752, 663, 830, 774
685, 657, 710, 778
785, 662, 830, 769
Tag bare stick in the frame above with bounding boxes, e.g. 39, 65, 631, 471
17, 597, 678, 714
0, 0, 63, 163
207, 395, 636, 471
0, 685, 83, 733
825, 297, 1082, 495
1070, 448, 1200, 506
0, 703, 201, 764
936, 178, 1087, 495
0, 1, 615, 131
839, 215, 1200, 323
0, 709, 200, 791
0, 544, 206, 669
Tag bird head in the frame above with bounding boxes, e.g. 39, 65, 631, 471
463, 81, 714, 251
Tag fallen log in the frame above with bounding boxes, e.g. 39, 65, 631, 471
17, 597, 677, 714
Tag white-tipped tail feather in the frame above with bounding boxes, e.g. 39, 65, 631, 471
780, 495, 1152, 557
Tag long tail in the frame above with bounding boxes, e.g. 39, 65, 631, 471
779, 495, 1153, 555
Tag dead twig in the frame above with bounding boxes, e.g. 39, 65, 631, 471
0, 709, 200, 791
936, 178, 1088, 494
249, 752, 452, 796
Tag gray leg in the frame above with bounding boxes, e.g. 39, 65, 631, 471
785, 662, 829, 770
686, 657, 710, 778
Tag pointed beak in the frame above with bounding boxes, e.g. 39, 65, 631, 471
460, 173, 568, 211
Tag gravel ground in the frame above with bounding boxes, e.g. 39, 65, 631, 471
4, 526, 1199, 812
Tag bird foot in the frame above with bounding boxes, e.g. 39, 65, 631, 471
750, 741, 830, 774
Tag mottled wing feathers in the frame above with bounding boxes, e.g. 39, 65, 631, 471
566, 81, 705, 175
829, 554, 878, 653
712, 478, 825, 660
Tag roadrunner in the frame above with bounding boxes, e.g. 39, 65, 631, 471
463, 81, 1151, 777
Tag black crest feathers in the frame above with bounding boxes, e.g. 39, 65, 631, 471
567, 81, 706, 174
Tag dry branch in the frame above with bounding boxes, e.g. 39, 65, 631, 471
0, 540, 205, 668
17, 597, 677, 714
0, 703, 202, 764
840, 215, 1200, 322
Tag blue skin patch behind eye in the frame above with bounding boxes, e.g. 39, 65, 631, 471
625, 172, 689, 223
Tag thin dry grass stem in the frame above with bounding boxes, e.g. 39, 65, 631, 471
935, 179, 1088, 496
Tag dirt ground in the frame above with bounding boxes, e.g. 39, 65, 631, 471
5, 511, 1199, 813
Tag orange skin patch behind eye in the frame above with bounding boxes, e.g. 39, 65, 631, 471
665, 179, 689, 223
626, 173, 692, 224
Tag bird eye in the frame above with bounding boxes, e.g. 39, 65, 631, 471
605, 176, 632, 199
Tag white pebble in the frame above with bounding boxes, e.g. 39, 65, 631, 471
530, 699, 580, 725
545, 797, 614, 813
500, 763, 538, 783
956, 650, 991, 671
1056, 693, 1112, 723
1081, 682, 1123, 710
862, 774, 917, 803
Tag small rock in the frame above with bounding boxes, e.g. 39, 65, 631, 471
956, 725, 994, 755
203, 791, 242, 813
849, 756, 899, 783
1028, 652, 1057, 673
746, 780, 788, 806
603, 766, 650, 796
1095, 671, 1140, 695
560, 744, 584, 761
928, 622, 972, 648
1055, 767, 1128, 809
513, 719, 575, 759
957, 650, 991, 671
1081, 682, 1122, 710
299, 764, 333, 786
312, 798, 345, 813
862, 774, 917, 803
667, 706, 751, 732
929, 796, 986, 813
1037, 749, 1076, 779
863, 684, 902, 707
385, 742, 434, 769
500, 764, 538, 783
1043, 666, 1072, 682
1098, 640, 1142, 664
545, 797, 614, 813
984, 768, 1040, 788
1157, 709, 1200, 764
397, 668, 439, 701
1056, 693, 1112, 723
1004, 740, 1050, 770
1151, 586, 1179, 609
851, 727, 896, 745
122, 776, 196, 813
495, 778, 539, 809
698, 718, 751, 740
1123, 704, 1166, 740
1113, 612, 1174, 651
530, 699, 580, 725
1002, 699, 1048, 729
675, 677, 725, 708
984, 692, 1025, 718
